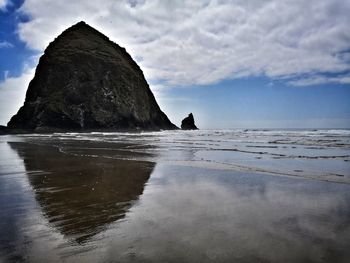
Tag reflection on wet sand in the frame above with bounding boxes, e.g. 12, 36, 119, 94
1, 134, 350, 262
103, 165, 350, 263
8, 141, 154, 244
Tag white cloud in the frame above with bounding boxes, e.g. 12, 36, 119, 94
3, 70, 9, 79
0, 41, 13, 48
288, 74, 350, 86
0, 0, 9, 11
14, 0, 350, 88
0, 68, 34, 125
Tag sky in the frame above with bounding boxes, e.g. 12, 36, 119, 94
0, 0, 350, 129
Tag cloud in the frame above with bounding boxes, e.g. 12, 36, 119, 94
288, 74, 350, 86
0, 67, 34, 125
0, 41, 14, 48
0, 0, 9, 11
14, 0, 350, 87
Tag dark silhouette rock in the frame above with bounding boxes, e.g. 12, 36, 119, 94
8, 21, 177, 131
181, 113, 198, 130
0, 125, 10, 135
0, 125, 26, 134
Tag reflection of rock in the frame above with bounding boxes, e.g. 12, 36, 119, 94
181, 113, 198, 130
8, 142, 154, 243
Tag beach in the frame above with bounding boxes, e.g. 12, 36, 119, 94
0, 130, 349, 262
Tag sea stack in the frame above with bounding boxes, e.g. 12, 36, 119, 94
181, 113, 198, 130
8, 21, 177, 131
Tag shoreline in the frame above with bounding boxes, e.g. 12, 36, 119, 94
0, 126, 180, 135
3, 133, 349, 185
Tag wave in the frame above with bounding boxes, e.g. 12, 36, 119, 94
7, 129, 349, 183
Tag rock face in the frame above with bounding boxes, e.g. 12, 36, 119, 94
181, 113, 198, 130
8, 21, 177, 131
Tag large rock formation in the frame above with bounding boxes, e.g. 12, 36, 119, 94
8, 21, 177, 131
181, 113, 198, 130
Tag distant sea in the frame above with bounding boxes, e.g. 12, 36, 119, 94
1, 129, 349, 262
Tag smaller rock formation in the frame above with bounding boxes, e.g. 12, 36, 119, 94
181, 113, 198, 130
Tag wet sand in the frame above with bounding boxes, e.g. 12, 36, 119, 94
0, 134, 350, 262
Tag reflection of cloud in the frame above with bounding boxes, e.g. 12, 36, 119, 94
0, 141, 38, 262
105, 164, 350, 262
